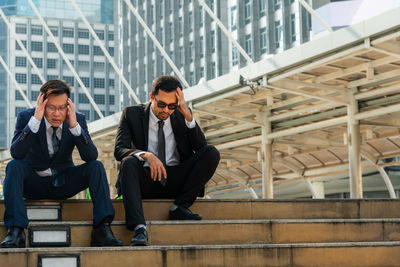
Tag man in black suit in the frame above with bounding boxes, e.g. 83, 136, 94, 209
1, 79, 122, 248
114, 75, 220, 246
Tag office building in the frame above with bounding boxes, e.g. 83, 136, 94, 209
0, 0, 118, 148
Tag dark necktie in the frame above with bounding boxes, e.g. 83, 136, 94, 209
157, 120, 167, 186
51, 126, 60, 155
51, 126, 64, 187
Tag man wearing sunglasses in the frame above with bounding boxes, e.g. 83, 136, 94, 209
114, 75, 220, 246
1, 79, 122, 248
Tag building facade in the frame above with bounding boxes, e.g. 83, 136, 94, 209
119, 0, 313, 106
0, 0, 118, 148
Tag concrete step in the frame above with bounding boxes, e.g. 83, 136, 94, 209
1, 242, 400, 267
2, 218, 400, 247
2, 199, 400, 221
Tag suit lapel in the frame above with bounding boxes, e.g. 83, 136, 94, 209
142, 103, 151, 149
38, 120, 50, 160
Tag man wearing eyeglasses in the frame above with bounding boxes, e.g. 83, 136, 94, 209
114, 75, 220, 246
1, 79, 122, 248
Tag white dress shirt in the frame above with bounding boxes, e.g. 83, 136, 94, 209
136, 105, 196, 167
28, 115, 81, 176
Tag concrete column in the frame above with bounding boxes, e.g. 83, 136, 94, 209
261, 110, 273, 199
311, 181, 325, 199
347, 90, 363, 198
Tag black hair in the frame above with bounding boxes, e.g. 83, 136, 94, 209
40, 79, 71, 100
151, 75, 182, 95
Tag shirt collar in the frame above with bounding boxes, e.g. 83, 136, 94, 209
44, 116, 63, 131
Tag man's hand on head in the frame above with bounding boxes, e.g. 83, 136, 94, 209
34, 93, 48, 121
141, 152, 167, 182
176, 88, 193, 122
66, 98, 78, 128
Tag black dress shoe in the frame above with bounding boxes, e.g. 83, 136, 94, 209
91, 222, 123, 247
130, 227, 148, 246
0, 227, 26, 248
169, 206, 202, 220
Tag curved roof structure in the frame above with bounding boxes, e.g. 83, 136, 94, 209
1, 7, 400, 199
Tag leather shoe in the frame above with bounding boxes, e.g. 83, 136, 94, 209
0, 227, 26, 248
91, 222, 123, 247
169, 206, 202, 220
130, 227, 148, 246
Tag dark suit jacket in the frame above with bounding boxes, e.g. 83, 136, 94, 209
11, 108, 98, 174
114, 103, 207, 195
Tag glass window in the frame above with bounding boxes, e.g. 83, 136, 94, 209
211, 62, 216, 78
79, 93, 90, 103
47, 58, 57, 69
209, 0, 214, 11
274, 0, 281, 11
108, 47, 114, 56
275, 20, 282, 48
78, 61, 89, 72
31, 90, 40, 101
178, 17, 183, 37
94, 78, 105, 88
260, 0, 267, 16
199, 10, 204, 27
199, 36, 204, 57
108, 31, 114, 41
95, 30, 104, 40
31, 74, 42, 85
33, 58, 43, 68
47, 42, 57, 52
188, 11, 193, 29
245, 0, 251, 24
80, 109, 90, 120
15, 90, 27, 100
260, 27, 267, 53
63, 43, 74, 54
232, 47, 238, 66
245, 34, 252, 56
190, 71, 194, 85
15, 56, 27, 67
63, 76, 74, 86
109, 95, 115, 105
63, 27, 74, 38
15, 107, 27, 115
78, 29, 89, 39
31, 25, 42, 35
15, 40, 27, 50
291, 14, 297, 42
93, 46, 103, 56
109, 79, 114, 87
15, 73, 27, 84
47, 75, 59, 80
78, 44, 89, 55
80, 77, 90, 87
200, 66, 204, 78
93, 62, 104, 72
31, 41, 43, 52
15, 24, 27, 34
94, 94, 105, 104
49, 26, 58, 37
180, 46, 184, 65
230, 6, 237, 31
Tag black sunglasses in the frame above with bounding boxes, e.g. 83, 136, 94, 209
154, 97, 178, 110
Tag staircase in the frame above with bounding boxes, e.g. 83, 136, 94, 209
1, 199, 400, 266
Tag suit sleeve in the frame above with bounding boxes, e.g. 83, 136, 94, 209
73, 113, 98, 161
187, 122, 207, 151
10, 112, 37, 159
114, 107, 144, 161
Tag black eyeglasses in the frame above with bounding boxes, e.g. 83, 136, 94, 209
154, 97, 178, 110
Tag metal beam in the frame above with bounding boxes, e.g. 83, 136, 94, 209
193, 108, 262, 126
298, 0, 333, 33
70, 0, 140, 104
123, 0, 189, 88
0, 8, 45, 83
27, 0, 104, 119
196, 0, 253, 64
0, 55, 32, 108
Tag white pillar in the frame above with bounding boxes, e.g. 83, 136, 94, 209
347, 90, 363, 198
261, 111, 273, 199
311, 181, 325, 199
